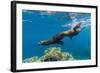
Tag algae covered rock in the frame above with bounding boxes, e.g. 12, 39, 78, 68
41, 47, 74, 61
23, 56, 40, 63
23, 47, 74, 63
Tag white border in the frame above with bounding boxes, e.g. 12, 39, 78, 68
16, 4, 96, 70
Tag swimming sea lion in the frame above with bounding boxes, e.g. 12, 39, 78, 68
38, 22, 82, 45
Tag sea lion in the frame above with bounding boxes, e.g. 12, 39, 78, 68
38, 22, 82, 45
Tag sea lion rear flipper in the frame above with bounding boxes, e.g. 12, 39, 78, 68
56, 40, 64, 45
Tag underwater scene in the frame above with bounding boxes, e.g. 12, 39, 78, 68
22, 10, 91, 63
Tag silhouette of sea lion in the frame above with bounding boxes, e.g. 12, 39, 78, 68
38, 22, 82, 45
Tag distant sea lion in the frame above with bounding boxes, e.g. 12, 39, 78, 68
38, 22, 82, 45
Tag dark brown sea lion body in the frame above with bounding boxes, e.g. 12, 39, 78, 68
38, 22, 81, 45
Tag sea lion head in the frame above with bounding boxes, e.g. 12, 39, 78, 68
73, 22, 81, 30
76, 22, 81, 26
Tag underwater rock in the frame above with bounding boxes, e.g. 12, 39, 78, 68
23, 47, 74, 63
23, 56, 41, 63
41, 47, 74, 61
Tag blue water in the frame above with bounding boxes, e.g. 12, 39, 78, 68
22, 10, 91, 60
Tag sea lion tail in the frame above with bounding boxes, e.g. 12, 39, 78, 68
38, 40, 47, 45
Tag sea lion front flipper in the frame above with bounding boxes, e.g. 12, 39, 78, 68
56, 40, 64, 45
70, 36, 73, 40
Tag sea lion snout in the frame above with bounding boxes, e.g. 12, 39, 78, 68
76, 22, 81, 26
